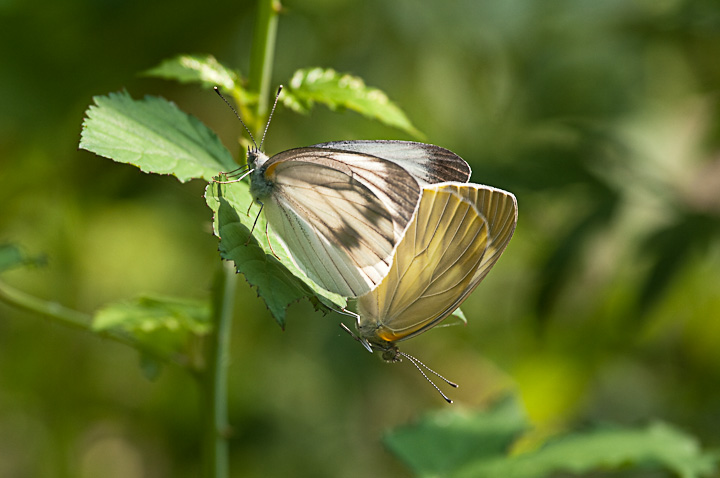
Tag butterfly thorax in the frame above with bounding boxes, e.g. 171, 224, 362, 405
358, 323, 402, 363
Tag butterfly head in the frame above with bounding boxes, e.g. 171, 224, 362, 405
338, 318, 457, 402
247, 145, 269, 169
378, 344, 402, 363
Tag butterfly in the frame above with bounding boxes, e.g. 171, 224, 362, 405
342, 181, 518, 401
247, 140, 471, 297
216, 87, 471, 298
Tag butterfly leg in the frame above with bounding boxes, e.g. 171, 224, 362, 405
265, 221, 281, 259
245, 203, 264, 245
212, 168, 254, 184
339, 323, 373, 354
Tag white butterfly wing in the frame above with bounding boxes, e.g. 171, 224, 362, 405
311, 140, 471, 185
256, 148, 422, 297
356, 182, 518, 346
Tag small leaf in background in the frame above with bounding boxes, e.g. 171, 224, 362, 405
0, 243, 46, 273
535, 193, 617, 320
431, 308, 467, 330
139, 353, 163, 381
385, 395, 528, 476
282, 67, 424, 139
204, 181, 346, 327
449, 307, 467, 325
93, 295, 211, 369
142, 54, 259, 138
80, 91, 237, 182
143, 54, 240, 91
385, 395, 718, 478
638, 211, 720, 316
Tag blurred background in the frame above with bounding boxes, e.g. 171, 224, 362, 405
2, 0, 720, 476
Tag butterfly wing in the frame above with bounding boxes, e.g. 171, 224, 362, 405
311, 140, 471, 185
257, 147, 422, 297
356, 182, 517, 345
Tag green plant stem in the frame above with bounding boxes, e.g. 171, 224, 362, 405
249, 0, 280, 129
0, 280, 91, 330
203, 260, 237, 478
0, 280, 192, 370
201, 3, 279, 476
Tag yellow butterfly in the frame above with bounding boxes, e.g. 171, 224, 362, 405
343, 181, 518, 401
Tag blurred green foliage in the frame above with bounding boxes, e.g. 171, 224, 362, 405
385, 396, 717, 477
2, 0, 720, 477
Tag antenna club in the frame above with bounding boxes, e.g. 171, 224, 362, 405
399, 351, 458, 403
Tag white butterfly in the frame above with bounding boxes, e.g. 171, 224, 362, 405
247, 141, 471, 298
215, 87, 471, 298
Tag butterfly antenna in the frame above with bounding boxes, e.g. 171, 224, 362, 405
399, 351, 458, 404
259, 86, 283, 151
214, 86, 258, 149
399, 351, 458, 388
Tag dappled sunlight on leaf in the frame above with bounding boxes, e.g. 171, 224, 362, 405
143, 54, 240, 92
80, 92, 236, 182
282, 67, 424, 139
204, 181, 345, 327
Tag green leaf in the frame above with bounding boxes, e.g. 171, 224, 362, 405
638, 212, 720, 316
535, 193, 617, 320
449, 307, 467, 325
80, 91, 236, 182
385, 395, 529, 476
430, 308, 467, 330
204, 180, 346, 327
282, 67, 424, 139
143, 54, 240, 91
385, 395, 719, 478
456, 423, 718, 478
0, 243, 46, 273
93, 295, 211, 366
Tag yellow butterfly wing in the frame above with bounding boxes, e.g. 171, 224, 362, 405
356, 182, 518, 349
